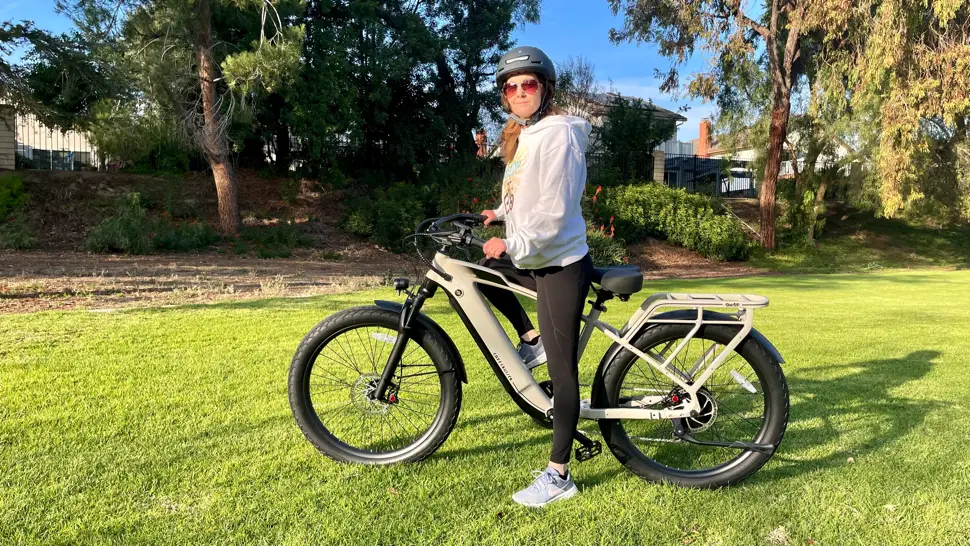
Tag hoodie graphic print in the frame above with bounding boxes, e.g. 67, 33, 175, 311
493, 115, 591, 269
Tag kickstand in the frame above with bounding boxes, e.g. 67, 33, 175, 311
573, 429, 602, 462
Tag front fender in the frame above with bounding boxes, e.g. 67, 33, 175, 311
374, 300, 468, 384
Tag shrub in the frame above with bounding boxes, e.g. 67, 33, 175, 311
233, 221, 310, 258
0, 214, 35, 250
151, 217, 220, 251
0, 173, 28, 219
86, 193, 153, 254
342, 207, 373, 236
600, 182, 751, 261
342, 183, 425, 252
586, 228, 628, 266
87, 193, 221, 254
372, 184, 426, 251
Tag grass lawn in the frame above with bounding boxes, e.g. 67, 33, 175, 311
3, 270, 970, 545
748, 209, 970, 274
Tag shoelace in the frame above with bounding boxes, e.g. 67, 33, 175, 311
528, 469, 557, 492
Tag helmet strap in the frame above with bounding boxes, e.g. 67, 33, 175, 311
506, 87, 553, 127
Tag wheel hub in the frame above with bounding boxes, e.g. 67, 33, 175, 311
351, 374, 394, 415
684, 388, 718, 433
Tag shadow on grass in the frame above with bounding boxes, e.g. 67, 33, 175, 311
754, 349, 943, 483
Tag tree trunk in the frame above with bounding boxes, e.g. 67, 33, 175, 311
807, 178, 828, 242
276, 122, 291, 176
197, 0, 241, 234
761, 90, 791, 250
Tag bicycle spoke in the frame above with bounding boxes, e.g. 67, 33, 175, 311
304, 323, 444, 455
616, 332, 771, 472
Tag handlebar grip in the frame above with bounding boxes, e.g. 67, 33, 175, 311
470, 234, 508, 259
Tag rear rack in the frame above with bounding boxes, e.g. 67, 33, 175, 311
620, 292, 770, 342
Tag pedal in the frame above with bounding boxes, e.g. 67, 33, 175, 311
574, 440, 602, 462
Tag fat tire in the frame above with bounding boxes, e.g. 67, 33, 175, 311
288, 306, 462, 464
597, 323, 789, 488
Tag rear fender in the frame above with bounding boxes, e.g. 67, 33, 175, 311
591, 310, 784, 407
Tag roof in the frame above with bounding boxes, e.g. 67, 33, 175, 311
583, 92, 687, 123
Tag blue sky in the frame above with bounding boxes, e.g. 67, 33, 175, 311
2, 0, 713, 142
510, 0, 713, 142
1, 0, 74, 34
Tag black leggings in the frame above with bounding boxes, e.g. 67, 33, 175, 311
478, 254, 594, 464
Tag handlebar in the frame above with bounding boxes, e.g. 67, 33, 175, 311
414, 213, 503, 255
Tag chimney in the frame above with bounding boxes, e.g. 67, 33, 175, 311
698, 119, 712, 157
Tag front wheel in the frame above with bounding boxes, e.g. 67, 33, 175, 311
596, 323, 789, 488
288, 306, 462, 464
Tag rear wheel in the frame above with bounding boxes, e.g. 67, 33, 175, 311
288, 307, 462, 464
597, 323, 788, 488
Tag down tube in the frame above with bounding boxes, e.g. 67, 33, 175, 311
429, 270, 552, 415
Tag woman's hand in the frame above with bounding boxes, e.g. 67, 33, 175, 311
483, 237, 507, 259
481, 209, 497, 226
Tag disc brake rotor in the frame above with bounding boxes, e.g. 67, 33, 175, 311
350, 374, 394, 416
684, 388, 718, 433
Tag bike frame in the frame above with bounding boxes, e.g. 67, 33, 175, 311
389, 250, 772, 422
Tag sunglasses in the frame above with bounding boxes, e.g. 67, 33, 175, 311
502, 79, 541, 98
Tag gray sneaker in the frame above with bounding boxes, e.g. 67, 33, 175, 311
512, 466, 579, 508
517, 338, 547, 370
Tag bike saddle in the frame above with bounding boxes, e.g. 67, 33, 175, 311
592, 265, 643, 297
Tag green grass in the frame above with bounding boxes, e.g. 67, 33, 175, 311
3, 271, 970, 544
751, 211, 970, 273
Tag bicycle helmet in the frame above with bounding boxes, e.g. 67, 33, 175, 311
496, 46, 557, 126
495, 46, 556, 86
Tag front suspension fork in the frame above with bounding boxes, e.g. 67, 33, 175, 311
372, 278, 437, 401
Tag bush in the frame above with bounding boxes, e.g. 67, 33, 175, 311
86, 193, 153, 254
0, 173, 28, 219
152, 217, 220, 251
232, 221, 309, 258
600, 182, 751, 261
0, 214, 35, 250
586, 228, 628, 266
87, 193, 221, 254
342, 206, 373, 236
372, 184, 426, 251
342, 183, 426, 252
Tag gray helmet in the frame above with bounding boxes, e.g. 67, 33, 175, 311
495, 46, 556, 86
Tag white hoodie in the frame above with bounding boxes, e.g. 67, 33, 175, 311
493, 115, 591, 269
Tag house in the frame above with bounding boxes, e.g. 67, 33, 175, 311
690, 118, 852, 178
2, 108, 101, 171
0, 105, 15, 170
691, 119, 757, 161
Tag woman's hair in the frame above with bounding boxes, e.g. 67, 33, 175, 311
499, 77, 563, 164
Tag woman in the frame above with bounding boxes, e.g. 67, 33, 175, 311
479, 45, 594, 508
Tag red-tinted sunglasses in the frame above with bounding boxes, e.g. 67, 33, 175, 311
502, 79, 541, 98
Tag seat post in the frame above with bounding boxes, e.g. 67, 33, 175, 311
578, 288, 613, 360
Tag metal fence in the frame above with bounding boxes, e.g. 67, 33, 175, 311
14, 113, 102, 171
587, 151, 757, 198
662, 153, 757, 198
586, 151, 657, 182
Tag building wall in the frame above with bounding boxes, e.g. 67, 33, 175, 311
15, 112, 100, 170
0, 106, 15, 170
709, 149, 757, 162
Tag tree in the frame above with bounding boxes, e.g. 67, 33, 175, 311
597, 94, 676, 183
292, 0, 539, 183
1, 22, 111, 130
556, 55, 600, 120
608, 0, 819, 249
56, 0, 306, 234
812, 0, 970, 222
